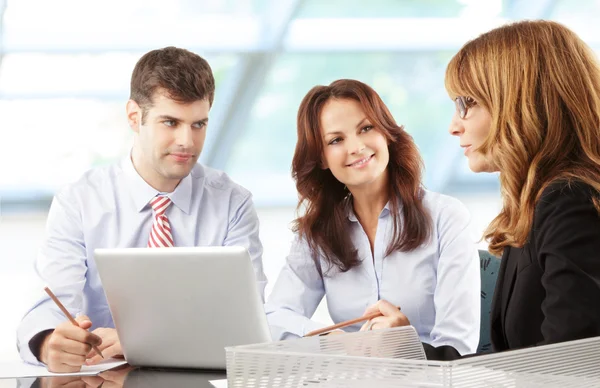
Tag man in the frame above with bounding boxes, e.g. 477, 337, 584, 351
16, 47, 267, 372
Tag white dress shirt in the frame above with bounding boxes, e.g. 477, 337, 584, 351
265, 190, 480, 355
17, 155, 267, 364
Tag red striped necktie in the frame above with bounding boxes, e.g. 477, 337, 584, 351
147, 195, 174, 248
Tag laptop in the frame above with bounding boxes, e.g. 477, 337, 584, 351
94, 246, 271, 369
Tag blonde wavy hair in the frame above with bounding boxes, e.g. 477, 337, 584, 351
445, 20, 600, 256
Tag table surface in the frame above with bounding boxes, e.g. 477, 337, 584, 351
5, 364, 227, 388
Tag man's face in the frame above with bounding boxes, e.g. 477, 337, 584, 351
128, 89, 210, 191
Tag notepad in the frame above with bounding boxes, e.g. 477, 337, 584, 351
209, 379, 228, 388
0, 359, 127, 379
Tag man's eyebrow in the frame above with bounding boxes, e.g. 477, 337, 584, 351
155, 116, 209, 124
156, 115, 180, 121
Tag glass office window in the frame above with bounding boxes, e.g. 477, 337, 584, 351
1, 0, 597, 209
0, 54, 237, 205
224, 52, 500, 205
298, 0, 475, 18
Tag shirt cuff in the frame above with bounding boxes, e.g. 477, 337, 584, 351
17, 307, 65, 365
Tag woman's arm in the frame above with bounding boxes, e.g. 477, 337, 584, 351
265, 237, 329, 340
534, 182, 600, 345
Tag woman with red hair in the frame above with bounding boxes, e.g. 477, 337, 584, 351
266, 79, 480, 359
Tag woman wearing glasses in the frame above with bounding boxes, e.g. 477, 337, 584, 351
266, 79, 481, 359
445, 20, 600, 357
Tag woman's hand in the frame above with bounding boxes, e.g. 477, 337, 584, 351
359, 299, 410, 331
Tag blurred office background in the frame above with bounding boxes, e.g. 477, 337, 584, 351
1, 0, 599, 361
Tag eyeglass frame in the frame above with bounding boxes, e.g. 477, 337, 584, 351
454, 96, 475, 119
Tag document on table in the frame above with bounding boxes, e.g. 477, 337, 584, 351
0, 359, 128, 379
209, 379, 228, 388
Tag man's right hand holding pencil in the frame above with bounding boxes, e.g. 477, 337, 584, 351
38, 315, 102, 373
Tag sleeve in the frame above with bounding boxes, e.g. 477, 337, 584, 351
264, 237, 329, 340
424, 198, 481, 358
223, 191, 268, 302
16, 188, 88, 365
534, 182, 600, 344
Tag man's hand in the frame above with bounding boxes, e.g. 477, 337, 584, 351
95, 365, 133, 388
359, 300, 410, 331
81, 365, 134, 388
86, 328, 123, 365
39, 315, 102, 373
40, 366, 134, 388
40, 375, 102, 388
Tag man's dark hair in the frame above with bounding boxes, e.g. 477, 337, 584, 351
130, 46, 215, 123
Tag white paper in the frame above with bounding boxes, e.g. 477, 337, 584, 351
0, 359, 128, 379
209, 379, 228, 388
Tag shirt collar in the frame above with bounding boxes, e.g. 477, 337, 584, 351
122, 153, 192, 214
347, 200, 392, 222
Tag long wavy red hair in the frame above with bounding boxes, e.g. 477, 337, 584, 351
293, 79, 431, 273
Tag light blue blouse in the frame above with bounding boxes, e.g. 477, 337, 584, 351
265, 190, 480, 355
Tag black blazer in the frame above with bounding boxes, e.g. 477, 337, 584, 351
490, 181, 600, 351
425, 180, 600, 361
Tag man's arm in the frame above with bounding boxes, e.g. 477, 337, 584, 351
17, 188, 90, 365
222, 192, 268, 302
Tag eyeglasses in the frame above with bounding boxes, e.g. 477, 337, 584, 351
454, 96, 476, 119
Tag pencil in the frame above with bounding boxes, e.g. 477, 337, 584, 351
44, 287, 104, 359
304, 311, 384, 337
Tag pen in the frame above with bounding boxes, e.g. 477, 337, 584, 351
44, 286, 104, 359
304, 311, 384, 337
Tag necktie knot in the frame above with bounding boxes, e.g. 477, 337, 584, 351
150, 196, 172, 216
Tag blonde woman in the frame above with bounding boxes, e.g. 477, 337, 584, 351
444, 20, 600, 357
